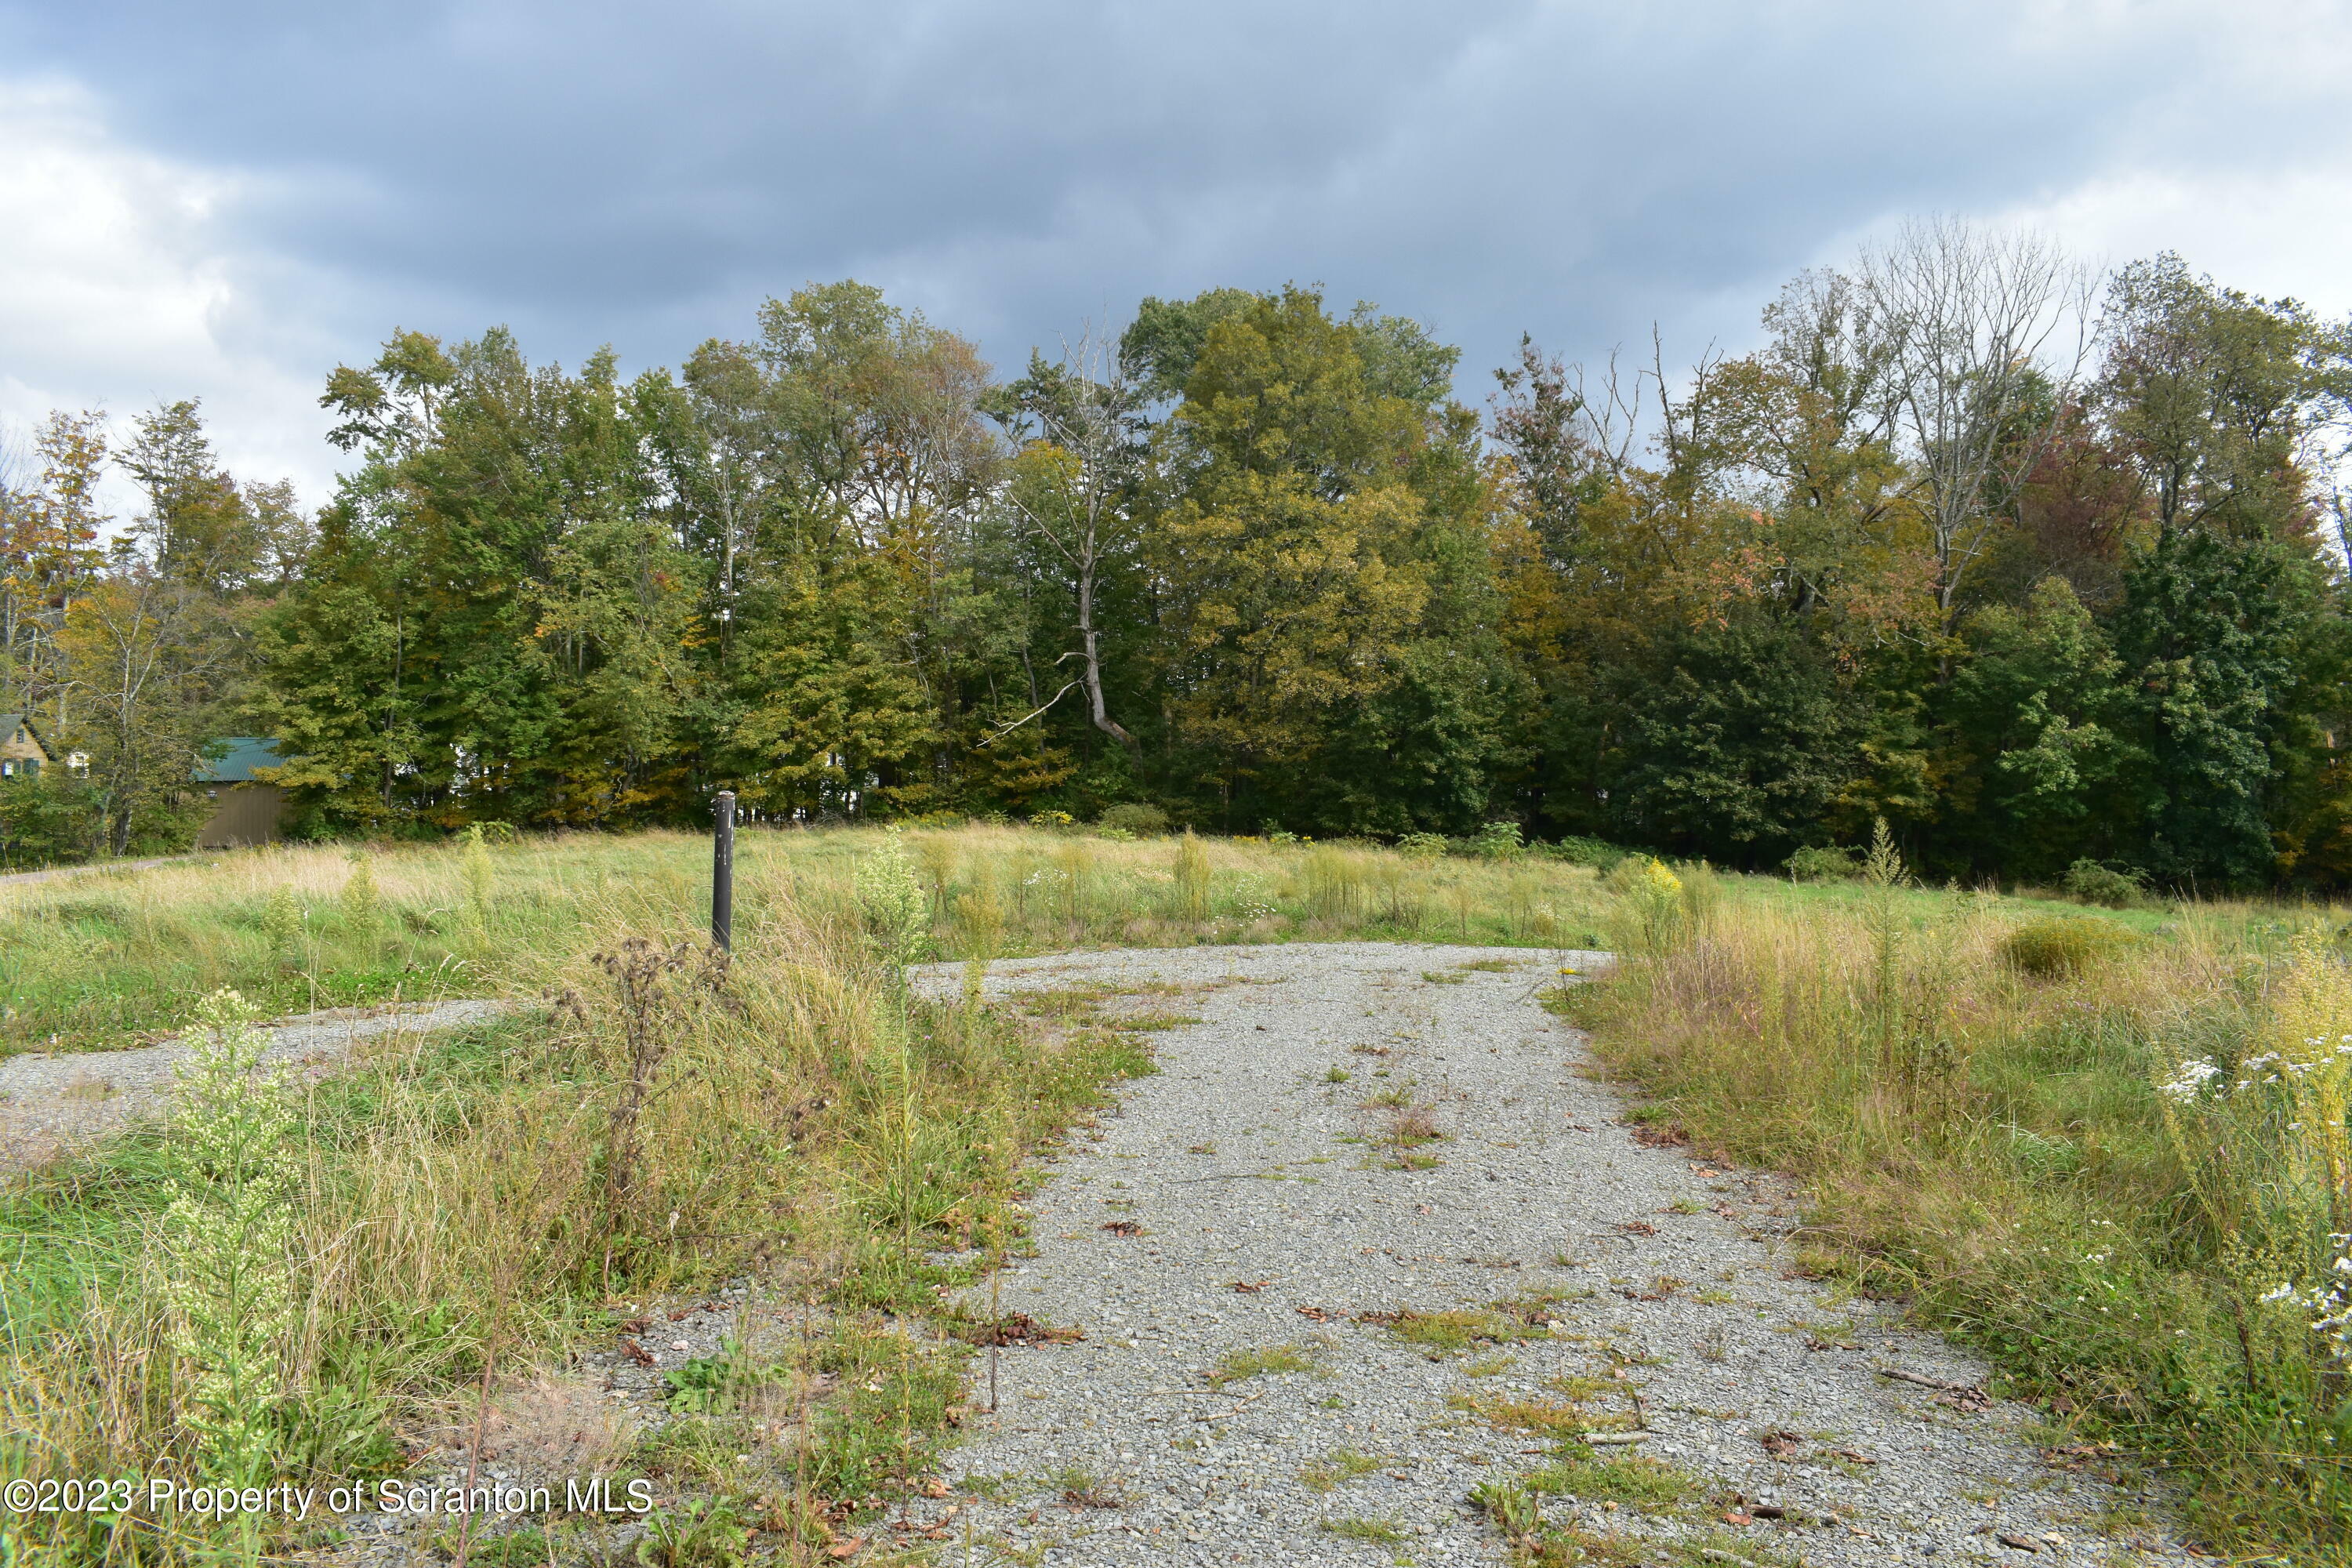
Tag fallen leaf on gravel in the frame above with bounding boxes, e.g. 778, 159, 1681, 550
1831, 1448, 1877, 1465
945, 1313, 1084, 1347
2039, 1442, 2114, 1469
1996, 1533, 2042, 1552
825, 1540, 861, 1559
1295, 1305, 1334, 1321
922, 1479, 951, 1498
1102, 1220, 1143, 1236
1231, 1279, 1269, 1292
619, 1338, 654, 1367
1628, 1123, 1690, 1148
1617, 1221, 1657, 1236
618, 1316, 651, 1334
1759, 1431, 1802, 1458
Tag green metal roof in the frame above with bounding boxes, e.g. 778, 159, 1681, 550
195, 737, 285, 784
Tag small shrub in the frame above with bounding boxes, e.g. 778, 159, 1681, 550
2062, 858, 2148, 909
1473, 821, 1526, 861
1170, 831, 1213, 921
1605, 857, 1690, 959
1552, 835, 1626, 871
1395, 831, 1447, 858
1784, 844, 1861, 882
855, 829, 929, 978
1096, 802, 1170, 837
1998, 915, 2137, 978
339, 855, 381, 931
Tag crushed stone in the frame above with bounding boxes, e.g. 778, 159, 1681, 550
899, 942, 2187, 1566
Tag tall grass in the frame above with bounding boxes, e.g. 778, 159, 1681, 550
0, 826, 1615, 1053
1574, 872, 2352, 1559
0, 849, 1152, 1564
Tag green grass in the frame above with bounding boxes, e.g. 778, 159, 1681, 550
1576, 866, 2352, 1561
1298, 1449, 1387, 1494
1523, 1454, 1700, 1511
0, 824, 1617, 1054
0, 841, 1167, 1566
1205, 1341, 1325, 1387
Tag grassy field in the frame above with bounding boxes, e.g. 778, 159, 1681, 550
0, 824, 1617, 1054
1566, 850, 2352, 1563
0, 824, 1610, 1567
6, 822, 2347, 1564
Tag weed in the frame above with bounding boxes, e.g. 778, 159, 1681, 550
1525, 1454, 1699, 1511
160, 989, 301, 1494
1576, 865, 2352, 1555
1450, 1391, 1588, 1436
1206, 1342, 1323, 1387
1319, 1516, 1406, 1544
1999, 914, 2136, 977
636, 1494, 750, 1567
340, 854, 382, 932
1324, 1065, 1352, 1083
1298, 1450, 1385, 1494
1373, 1308, 1523, 1353
1052, 1466, 1126, 1508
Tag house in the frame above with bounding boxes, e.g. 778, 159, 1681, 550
195, 737, 289, 848
0, 714, 51, 780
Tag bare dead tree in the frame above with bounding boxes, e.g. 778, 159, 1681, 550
1863, 216, 2094, 630
987, 327, 1144, 759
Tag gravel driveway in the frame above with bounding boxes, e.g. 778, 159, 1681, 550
0, 1000, 507, 1174
911, 943, 2186, 1566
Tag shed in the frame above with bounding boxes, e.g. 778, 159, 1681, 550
0, 714, 52, 779
195, 737, 288, 848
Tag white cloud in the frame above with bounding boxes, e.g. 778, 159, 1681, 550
1992, 166, 2352, 315
0, 76, 341, 516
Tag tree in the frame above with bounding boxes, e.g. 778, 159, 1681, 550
60, 564, 225, 855
1864, 218, 2092, 630
125, 401, 271, 596
1142, 285, 1501, 831
988, 332, 1147, 761
0, 412, 107, 731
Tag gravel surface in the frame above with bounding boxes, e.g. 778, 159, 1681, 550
908, 942, 2187, 1567
0, 1000, 508, 1173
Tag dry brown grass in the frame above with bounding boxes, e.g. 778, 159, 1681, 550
1574, 877, 2352, 1558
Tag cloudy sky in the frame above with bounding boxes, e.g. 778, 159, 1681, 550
2, 0, 2349, 509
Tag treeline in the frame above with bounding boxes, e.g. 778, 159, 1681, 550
6, 222, 2351, 887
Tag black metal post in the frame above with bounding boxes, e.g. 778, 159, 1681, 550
711, 790, 735, 951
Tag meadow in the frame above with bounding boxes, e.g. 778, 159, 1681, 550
0, 824, 1613, 1567
5, 822, 2347, 1564
0, 823, 1618, 1054
1573, 845, 2352, 1561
